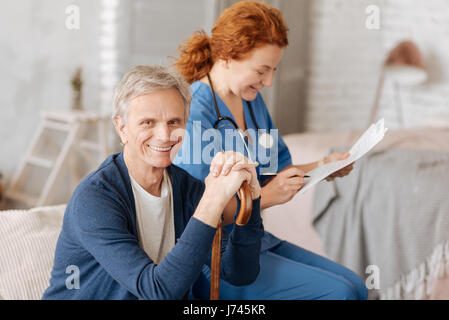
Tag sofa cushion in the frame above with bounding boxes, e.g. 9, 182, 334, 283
0, 205, 66, 300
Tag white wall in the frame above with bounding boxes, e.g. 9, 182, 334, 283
124, 0, 215, 68
379, 0, 449, 128
304, 0, 449, 131
0, 0, 102, 188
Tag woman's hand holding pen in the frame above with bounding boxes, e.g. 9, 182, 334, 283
260, 166, 307, 209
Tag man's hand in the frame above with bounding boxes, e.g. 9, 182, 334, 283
208, 151, 260, 200
194, 151, 259, 228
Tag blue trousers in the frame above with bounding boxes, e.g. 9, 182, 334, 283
192, 240, 368, 300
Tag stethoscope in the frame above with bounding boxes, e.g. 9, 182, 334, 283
207, 73, 274, 150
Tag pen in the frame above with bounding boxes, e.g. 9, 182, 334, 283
261, 173, 310, 178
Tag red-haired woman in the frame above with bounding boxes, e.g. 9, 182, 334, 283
174, 1, 367, 300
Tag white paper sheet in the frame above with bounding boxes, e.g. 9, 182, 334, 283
298, 118, 388, 195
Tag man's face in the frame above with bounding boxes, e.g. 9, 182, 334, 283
117, 88, 186, 170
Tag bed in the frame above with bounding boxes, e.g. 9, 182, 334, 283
262, 127, 449, 299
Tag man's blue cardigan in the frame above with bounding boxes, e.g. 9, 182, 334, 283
42, 152, 263, 300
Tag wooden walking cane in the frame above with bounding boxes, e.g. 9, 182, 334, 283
210, 181, 253, 300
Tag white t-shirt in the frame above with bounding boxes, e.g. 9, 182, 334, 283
130, 170, 175, 265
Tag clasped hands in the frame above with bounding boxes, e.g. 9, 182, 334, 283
205, 151, 260, 204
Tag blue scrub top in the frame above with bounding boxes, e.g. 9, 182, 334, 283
174, 81, 293, 251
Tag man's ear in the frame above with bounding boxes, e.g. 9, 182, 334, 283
113, 116, 128, 145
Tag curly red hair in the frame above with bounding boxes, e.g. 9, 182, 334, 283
173, 1, 289, 84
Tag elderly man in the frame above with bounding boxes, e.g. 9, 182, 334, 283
42, 66, 263, 300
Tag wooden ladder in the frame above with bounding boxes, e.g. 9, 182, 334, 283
3, 110, 110, 207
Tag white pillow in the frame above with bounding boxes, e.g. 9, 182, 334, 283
0, 204, 66, 300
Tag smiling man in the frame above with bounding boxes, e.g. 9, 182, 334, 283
42, 65, 264, 300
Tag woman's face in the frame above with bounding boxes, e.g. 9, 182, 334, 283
226, 44, 284, 101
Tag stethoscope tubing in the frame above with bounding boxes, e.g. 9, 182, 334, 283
207, 73, 260, 131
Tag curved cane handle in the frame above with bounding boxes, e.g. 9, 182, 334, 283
235, 181, 252, 226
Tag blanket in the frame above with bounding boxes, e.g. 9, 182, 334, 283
312, 148, 449, 299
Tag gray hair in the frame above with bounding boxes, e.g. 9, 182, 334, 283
112, 65, 192, 123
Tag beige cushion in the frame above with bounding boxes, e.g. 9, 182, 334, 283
0, 205, 66, 300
